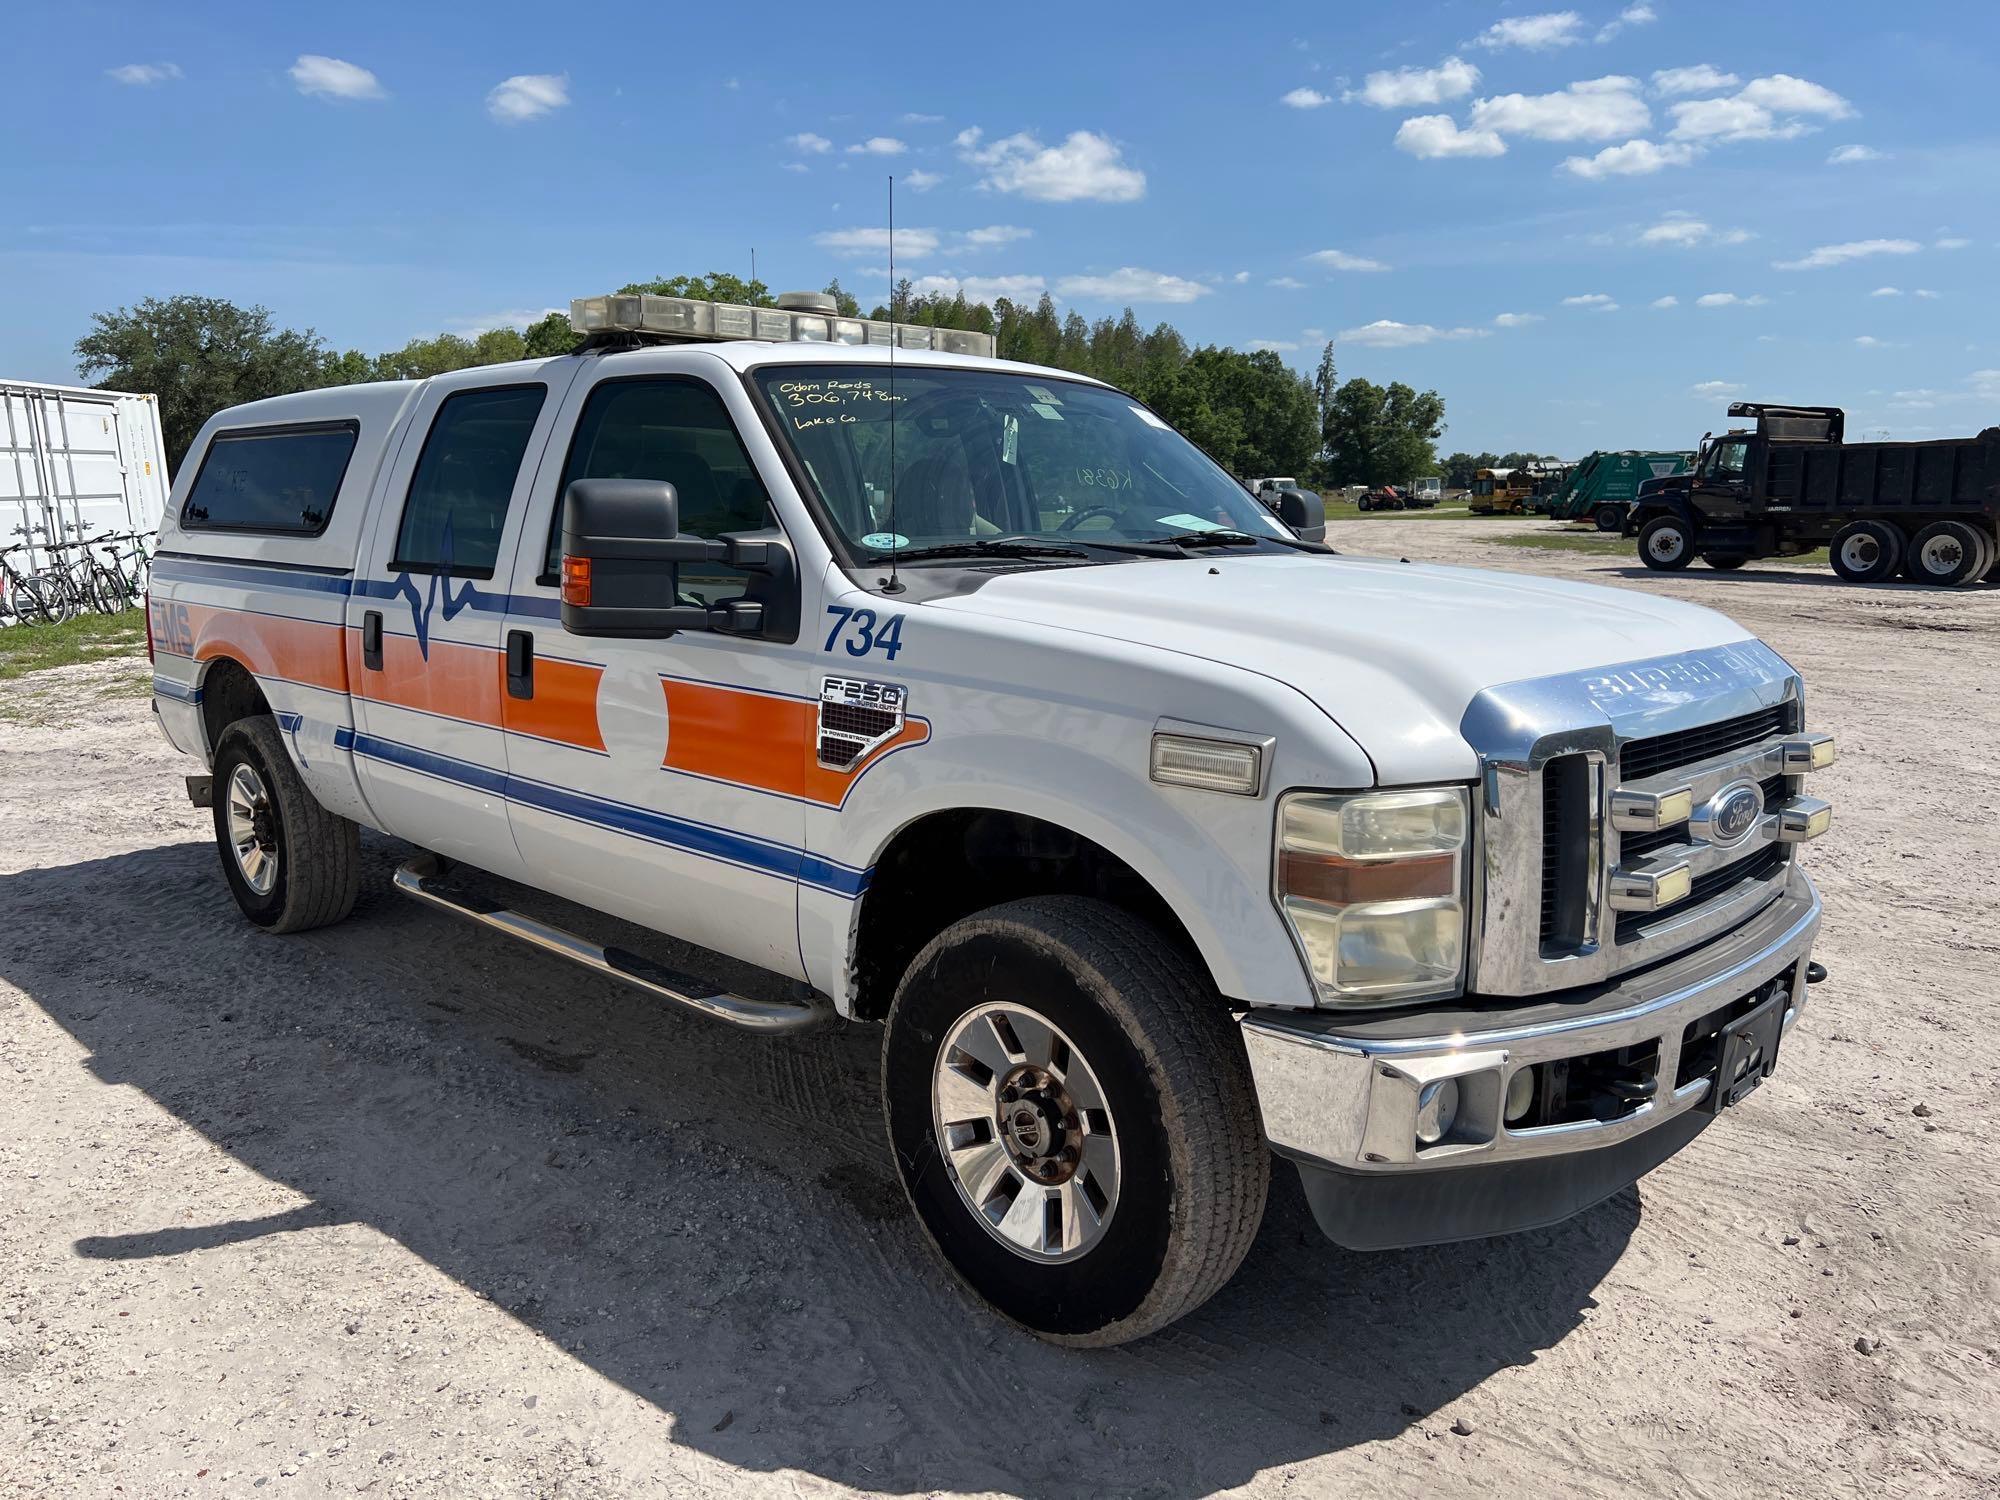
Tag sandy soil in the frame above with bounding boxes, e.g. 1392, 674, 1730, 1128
3, 521, 1996, 1499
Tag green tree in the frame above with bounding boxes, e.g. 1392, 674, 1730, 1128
618, 272, 773, 306
822, 279, 861, 318
1322, 378, 1447, 487
73, 295, 329, 465
321, 349, 375, 387
371, 333, 480, 382
523, 311, 581, 359
471, 327, 527, 366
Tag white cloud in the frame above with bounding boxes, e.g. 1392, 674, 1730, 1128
1637, 212, 1752, 247
847, 136, 907, 155
1651, 65, 1740, 96
1935, 235, 1970, 250
1471, 76, 1650, 141
900, 112, 944, 124
1652, 295, 1680, 308
1336, 319, 1488, 347
1474, 12, 1585, 50
1872, 286, 1902, 297
289, 55, 384, 101
1281, 87, 1332, 109
1268, 276, 1307, 289
107, 62, 181, 85
449, 306, 568, 336
1915, 288, 1941, 299
788, 132, 832, 153
907, 274, 1046, 304
1828, 144, 1884, 164
1247, 339, 1301, 352
1307, 248, 1390, 272
1695, 291, 1767, 307
1690, 380, 1744, 397
1597, 4, 1657, 42
1773, 238, 1921, 270
1346, 56, 1480, 108
1231, 271, 1250, 283
1563, 139, 1698, 177
1493, 312, 1543, 327
1668, 96, 1808, 143
781, 162, 809, 173
1302, 327, 1326, 339
956, 128, 1145, 202
1739, 73, 1853, 118
1395, 114, 1506, 158
487, 73, 568, 124
956, 225, 1033, 249
1562, 293, 1619, 311
1855, 335, 1886, 347
902, 169, 943, 192
1054, 267, 1209, 303
815, 226, 944, 259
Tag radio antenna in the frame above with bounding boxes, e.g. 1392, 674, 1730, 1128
882, 173, 904, 595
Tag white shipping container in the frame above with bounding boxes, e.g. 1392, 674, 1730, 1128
1, 379, 171, 571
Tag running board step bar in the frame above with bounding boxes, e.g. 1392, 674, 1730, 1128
392, 855, 831, 1034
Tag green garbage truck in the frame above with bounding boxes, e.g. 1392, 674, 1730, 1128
1548, 451, 1694, 531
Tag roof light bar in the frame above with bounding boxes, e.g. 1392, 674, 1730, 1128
568, 293, 996, 358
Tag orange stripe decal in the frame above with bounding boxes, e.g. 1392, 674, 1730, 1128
188, 604, 348, 693
502, 654, 607, 752
660, 679, 928, 805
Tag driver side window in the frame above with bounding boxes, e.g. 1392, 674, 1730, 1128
1711, 440, 1749, 481
544, 378, 774, 602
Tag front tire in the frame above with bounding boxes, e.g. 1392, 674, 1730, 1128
1638, 514, 1695, 571
1594, 505, 1623, 533
883, 898, 1268, 1346
210, 714, 361, 932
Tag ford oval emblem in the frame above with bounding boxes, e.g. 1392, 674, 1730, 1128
1705, 781, 1764, 848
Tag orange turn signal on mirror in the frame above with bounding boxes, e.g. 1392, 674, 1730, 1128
560, 555, 592, 607
1278, 849, 1459, 905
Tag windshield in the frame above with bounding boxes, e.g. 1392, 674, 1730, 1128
751, 365, 1294, 558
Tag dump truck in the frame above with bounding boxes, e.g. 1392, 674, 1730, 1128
1548, 451, 1694, 531
1631, 403, 2000, 585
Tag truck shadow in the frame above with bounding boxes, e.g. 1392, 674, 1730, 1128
1597, 562, 2000, 594
3, 837, 1635, 1499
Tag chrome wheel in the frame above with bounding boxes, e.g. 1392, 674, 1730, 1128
931, 1002, 1121, 1262
225, 763, 279, 896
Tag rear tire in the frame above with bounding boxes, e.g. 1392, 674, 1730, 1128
1904, 520, 1983, 587
882, 897, 1268, 1347
1702, 553, 1749, 570
1594, 505, 1622, 533
210, 714, 361, 933
1966, 526, 1996, 583
1638, 514, 1695, 571
1830, 520, 1904, 583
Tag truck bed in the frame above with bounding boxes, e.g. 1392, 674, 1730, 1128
1760, 429, 2000, 520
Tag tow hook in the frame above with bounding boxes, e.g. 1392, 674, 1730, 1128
1806, 961, 1829, 985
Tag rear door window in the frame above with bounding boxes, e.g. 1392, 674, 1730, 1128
181, 422, 358, 534
392, 385, 549, 579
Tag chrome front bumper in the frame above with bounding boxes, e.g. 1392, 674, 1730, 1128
1240, 867, 1820, 1247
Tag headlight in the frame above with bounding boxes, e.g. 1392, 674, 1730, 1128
1275, 787, 1470, 1005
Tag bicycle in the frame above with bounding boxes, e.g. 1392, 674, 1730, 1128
0, 539, 74, 625
33, 530, 113, 618
80, 528, 152, 613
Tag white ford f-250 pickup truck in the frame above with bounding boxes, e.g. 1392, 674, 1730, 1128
149, 290, 1834, 1346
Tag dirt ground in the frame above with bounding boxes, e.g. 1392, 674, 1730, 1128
3, 518, 1997, 1499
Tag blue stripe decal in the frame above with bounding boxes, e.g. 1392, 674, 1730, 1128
154, 555, 559, 619
152, 675, 203, 704
344, 731, 870, 898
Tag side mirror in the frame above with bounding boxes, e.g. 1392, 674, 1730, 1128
1273, 488, 1326, 543
560, 478, 798, 640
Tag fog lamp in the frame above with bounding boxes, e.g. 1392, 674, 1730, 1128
1415, 1077, 1460, 1146
1504, 1067, 1536, 1124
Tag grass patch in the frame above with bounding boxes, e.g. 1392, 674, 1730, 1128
1493, 532, 1634, 555
0, 610, 147, 680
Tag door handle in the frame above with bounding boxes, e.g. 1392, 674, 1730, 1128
361, 610, 383, 671
506, 629, 534, 699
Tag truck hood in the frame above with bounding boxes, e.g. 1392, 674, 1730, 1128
926, 552, 1755, 783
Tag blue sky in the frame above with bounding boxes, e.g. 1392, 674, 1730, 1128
9, 0, 2000, 456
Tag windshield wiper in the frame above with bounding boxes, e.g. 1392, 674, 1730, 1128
1148, 530, 1266, 548
874, 538, 1094, 563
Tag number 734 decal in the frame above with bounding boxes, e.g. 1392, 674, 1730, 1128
822, 605, 906, 660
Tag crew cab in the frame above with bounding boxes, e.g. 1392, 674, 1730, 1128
149, 291, 1837, 1346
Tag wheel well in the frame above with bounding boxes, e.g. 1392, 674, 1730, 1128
849, 809, 1203, 1022
199, 657, 271, 755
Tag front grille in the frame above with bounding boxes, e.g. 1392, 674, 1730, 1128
1620, 774, 1787, 865
1619, 703, 1793, 782
1539, 754, 1593, 951
822, 703, 897, 740
1616, 844, 1785, 942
